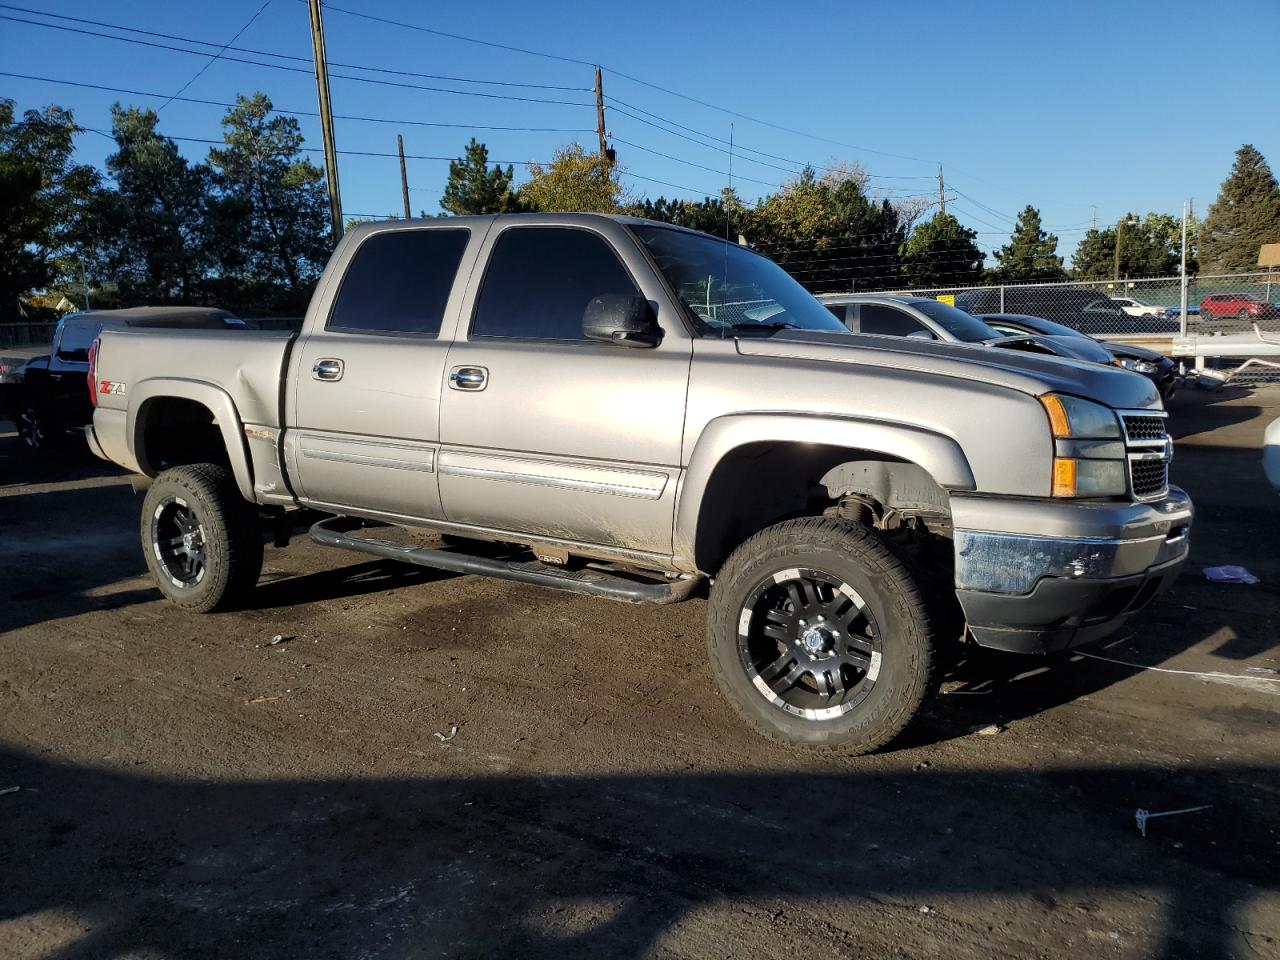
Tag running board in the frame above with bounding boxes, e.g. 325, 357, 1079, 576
309, 517, 700, 605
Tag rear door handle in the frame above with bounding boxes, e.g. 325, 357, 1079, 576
448, 366, 487, 391
312, 358, 344, 381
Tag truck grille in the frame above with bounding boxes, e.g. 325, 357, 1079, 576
1120, 410, 1170, 500
1122, 414, 1167, 442
1129, 457, 1169, 499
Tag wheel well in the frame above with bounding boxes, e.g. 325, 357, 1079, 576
692, 442, 952, 574
136, 397, 229, 474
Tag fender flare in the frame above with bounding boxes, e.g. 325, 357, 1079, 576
127, 378, 255, 502
674, 413, 976, 570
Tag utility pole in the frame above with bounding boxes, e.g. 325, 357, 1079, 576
397, 134, 411, 219
1179, 199, 1189, 338
307, 0, 343, 241
594, 66, 608, 164
937, 165, 946, 214
1091, 205, 1097, 231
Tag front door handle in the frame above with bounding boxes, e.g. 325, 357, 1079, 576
448, 366, 487, 391
312, 358, 344, 381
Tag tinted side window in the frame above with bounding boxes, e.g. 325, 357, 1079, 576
327, 229, 469, 336
825, 303, 850, 327
55, 319, 101, 362
472, 227, 639, 340
858, 305, 932, 338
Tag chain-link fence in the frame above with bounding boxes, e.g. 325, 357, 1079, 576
854, 271, 1280, 383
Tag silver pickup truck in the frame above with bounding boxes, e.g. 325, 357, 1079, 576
86, 213, 1192, 753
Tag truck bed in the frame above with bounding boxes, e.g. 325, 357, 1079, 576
93, 327, 296, 430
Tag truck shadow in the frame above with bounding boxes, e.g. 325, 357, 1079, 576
0, 745, 1272, 959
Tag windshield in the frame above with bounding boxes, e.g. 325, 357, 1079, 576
909, 300, 1003, 343
631, 225, 849, 336
989, 314, 1091, 340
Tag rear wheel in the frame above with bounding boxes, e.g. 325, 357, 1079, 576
1238, 309, 1250, 320
706, 517, 937, 754
16, 406, 48, 451
140, 463, 263, 612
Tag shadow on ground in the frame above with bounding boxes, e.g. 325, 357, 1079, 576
0, 746, 1273, 959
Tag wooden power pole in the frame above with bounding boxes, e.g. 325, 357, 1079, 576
937, 165, 946, 215
397, 134, 411, 219
594, 66, 608, 163
307, 0, 343, 240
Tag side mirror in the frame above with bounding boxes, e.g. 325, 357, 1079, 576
583, 294, 661, 348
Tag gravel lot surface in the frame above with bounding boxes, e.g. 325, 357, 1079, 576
1, 387, 1277, 959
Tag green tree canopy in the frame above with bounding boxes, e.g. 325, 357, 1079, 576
991, 205, 1066, 281
629, 188, 747, 238
1201, 144, 1280, 273
1071, 212, 1198, 280
440, 138, 518, 215
899, 211, 984, 287
208, 93, 330, 307
99, 104, 212, 302
519, 143, 622, 213
747, 165, 904, 292
0, 99, 101, 319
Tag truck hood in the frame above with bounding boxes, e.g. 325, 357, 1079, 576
736, 329, 1161, 410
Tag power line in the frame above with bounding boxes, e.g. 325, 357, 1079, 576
313, 0, 594, 68
0, 13, 593, 106
610, 136, 779, 190
0, 70, 596, 134
0, 3, 588, 91
157, 0, 273, 111
84, 126, 550, 166
312, 0, 939, 164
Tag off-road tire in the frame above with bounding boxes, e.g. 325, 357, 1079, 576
140, 463, 263, 613
707, 517, 937, 754
17, 405, 50, 451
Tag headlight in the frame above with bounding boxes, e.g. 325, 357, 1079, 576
1116, 357, 1158, 375
1040, 393, 1121, 439
1039, 394, 1126, 497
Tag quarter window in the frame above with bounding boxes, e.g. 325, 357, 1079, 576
327, 229, 469, 336
472, 227, 639, 340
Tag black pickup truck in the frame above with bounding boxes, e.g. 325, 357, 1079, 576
9, 307, 245, 450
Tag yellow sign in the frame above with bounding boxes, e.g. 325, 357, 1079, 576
936, 294, 955, 306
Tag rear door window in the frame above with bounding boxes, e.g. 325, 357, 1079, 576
471, 227, 639, 340
857, 305, 934, 338
327, 229, 470, 336
54, 319, 100, 363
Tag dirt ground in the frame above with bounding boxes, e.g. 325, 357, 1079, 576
1, 387, 1277, 960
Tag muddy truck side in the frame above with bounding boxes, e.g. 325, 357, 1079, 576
86, 213, 1192, 754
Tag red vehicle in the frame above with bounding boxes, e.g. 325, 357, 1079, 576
1198, 293, 1280, 321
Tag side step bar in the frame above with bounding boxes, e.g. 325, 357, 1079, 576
309, 517, 701, 605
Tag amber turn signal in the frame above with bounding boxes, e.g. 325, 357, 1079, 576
1052, 457, 1078, 497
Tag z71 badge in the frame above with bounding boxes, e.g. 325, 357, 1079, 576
98, 380, 126, 396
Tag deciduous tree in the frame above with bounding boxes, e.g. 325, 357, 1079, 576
0, 99, 101, 319
519, 143, 622, 213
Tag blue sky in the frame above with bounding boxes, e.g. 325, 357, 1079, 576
2, 0, 1276, 261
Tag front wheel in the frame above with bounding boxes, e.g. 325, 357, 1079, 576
140, 463, 263, 612
706, 517, 937, 754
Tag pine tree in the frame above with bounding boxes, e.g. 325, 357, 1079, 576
992, 205, 1066, 281
1200, 144, 1280, 273
440, 138, 518, 215
900, 212, 985, 287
